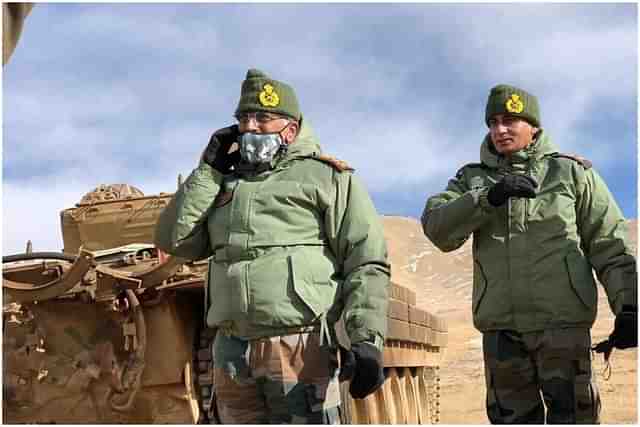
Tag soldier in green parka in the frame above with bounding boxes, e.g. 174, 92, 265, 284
155, 69, 390, 423
422, 84, 637, 424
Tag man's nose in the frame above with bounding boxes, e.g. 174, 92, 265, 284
241, 118, 260, 132
495, 122, 508, 133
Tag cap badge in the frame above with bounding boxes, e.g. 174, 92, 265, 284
259, 83, 280, 107
506, 94, 524, 114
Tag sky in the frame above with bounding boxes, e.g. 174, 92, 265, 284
2, 3, 638, 254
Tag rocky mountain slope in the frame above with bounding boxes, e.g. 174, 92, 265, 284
382, 216, 638, 424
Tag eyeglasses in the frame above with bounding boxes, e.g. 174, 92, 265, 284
234, 112, 287, 125
488, 115, 522, 129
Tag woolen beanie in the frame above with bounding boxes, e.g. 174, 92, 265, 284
485, 84, 540, 128
235, 69, 301, 120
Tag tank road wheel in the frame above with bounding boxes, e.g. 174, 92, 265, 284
411, 367, 426, 424
403, 367, 420, 424
184, 362, 201, 423
378, 368, 397, 423
339, 381, 353, 423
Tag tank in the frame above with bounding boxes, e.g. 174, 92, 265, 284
3, 183, 447, 424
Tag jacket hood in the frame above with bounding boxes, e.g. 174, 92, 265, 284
480, 129, 558, 169
281, 115, 322, 162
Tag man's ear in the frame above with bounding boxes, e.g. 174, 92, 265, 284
283, 121, 299, 144
532, 127, 540, 139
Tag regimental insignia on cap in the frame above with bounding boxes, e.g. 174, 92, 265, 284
505, 93, 524, 113
259, 83, 280, 107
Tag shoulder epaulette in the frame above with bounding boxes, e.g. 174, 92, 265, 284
456, 162, 486, 178
551, 153, 592, 169
466, 163, 487, 169
313, 154, 355, 172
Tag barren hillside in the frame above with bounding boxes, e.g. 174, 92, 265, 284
382, 216, 638, 424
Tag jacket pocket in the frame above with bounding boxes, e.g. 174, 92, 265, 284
473, 260, 488, 315
207, 259, 249, 324
290, 251, 338, 318
565, 251, 597, 309
247, 248, 337, 327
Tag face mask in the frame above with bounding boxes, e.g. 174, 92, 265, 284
238, 132, 284, 164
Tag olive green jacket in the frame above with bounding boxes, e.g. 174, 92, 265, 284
155, 119, 389, 347
422, 131, 636, 333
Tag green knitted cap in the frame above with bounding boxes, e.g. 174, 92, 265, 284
235, 68, 301, 120
485, 84, 540, 127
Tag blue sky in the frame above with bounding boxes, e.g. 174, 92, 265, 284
2, 3, 637, 254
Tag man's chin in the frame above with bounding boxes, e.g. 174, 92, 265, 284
496, 144, 515, 154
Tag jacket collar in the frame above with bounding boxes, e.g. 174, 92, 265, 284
480, 129, 558, 170
277, 115, 322, 165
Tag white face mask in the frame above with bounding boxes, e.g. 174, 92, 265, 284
239, 132, 285, 164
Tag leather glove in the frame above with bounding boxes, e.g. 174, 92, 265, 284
339, 342, 385, 399
487, 174, 538, 207
338, 345, 356, 382
202, 125, 241, 174
610, 305, 637, 350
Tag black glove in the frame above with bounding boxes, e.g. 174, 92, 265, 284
487, 174, 538, 207
338, 345, 356, 382
202, 125, 241, 174
610, 305, 637, 350
339, 342, 385, 399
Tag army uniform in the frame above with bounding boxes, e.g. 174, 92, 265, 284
422, 85, 637, 423
156, 69, 390, 423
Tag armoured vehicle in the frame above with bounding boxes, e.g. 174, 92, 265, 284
3, 183, 447, 424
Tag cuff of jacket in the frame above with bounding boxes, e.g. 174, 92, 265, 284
350, 329, 385, 352
474, 186, 495, 212
609, 269, 637, 315
614, 288, 638, 316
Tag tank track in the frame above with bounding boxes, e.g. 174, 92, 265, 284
193, 327, 217, 424
424, 366, 441, 424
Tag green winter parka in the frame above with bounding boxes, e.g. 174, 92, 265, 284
155, 119, 390, 347
422, 130, 636, 333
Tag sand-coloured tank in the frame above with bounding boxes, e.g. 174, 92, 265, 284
3, 183, 447, 424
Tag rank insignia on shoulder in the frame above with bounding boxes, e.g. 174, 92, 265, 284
314, 154, 354, 172
456, 163, 485, 179
506, 94, 524, 113
553, 153, 593, 169
259, 83, 280, 107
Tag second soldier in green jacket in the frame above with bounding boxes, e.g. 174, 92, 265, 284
422, 84, 637, 424
155, 69, 390, 423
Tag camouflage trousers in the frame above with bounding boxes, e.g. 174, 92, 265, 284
483, 328, 601, 424
212, 331, 341, 424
